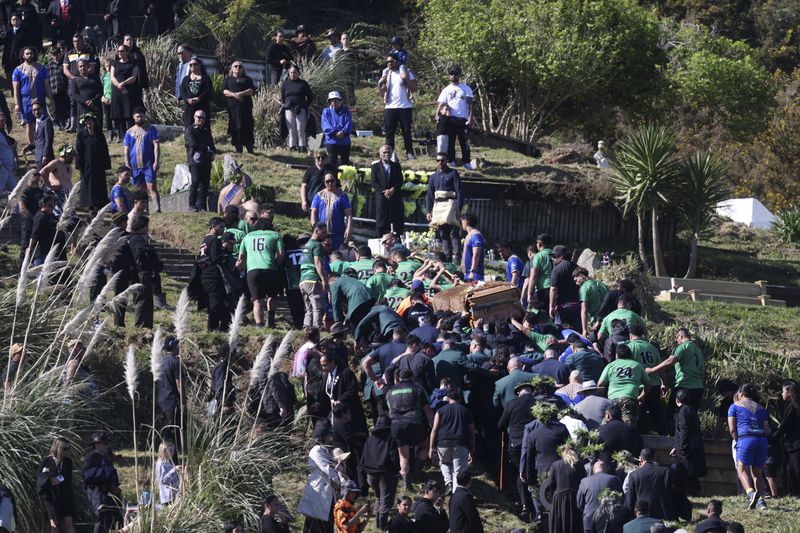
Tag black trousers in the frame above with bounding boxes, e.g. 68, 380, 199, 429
639, 387, 668, 435
435, 224, 461, 262
133, 272, 155, 328
325, 143, 351, 169
53, 92, 70, 126
86, 487, 121, 533
19, 217, 32, 264
202, 276, 229, 332
440, 116, 470, 164
786, 449, 800, 496
509, 443, 533, 511
112, 274, 131, 327
162, 404, 182, 454
189, 162, 211, 211
286, 288, 305, 329
383, 107, 413, 154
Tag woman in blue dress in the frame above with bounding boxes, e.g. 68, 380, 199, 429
728, 383, 770, 510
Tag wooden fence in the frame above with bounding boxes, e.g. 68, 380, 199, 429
644, 436, 741, 496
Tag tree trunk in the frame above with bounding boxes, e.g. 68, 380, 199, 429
684, 230, 699, 279
651, 207, 667, 277
216, 41, 234, 76
637, 211, 651, 272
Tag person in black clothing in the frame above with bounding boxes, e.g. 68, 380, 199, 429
259, 360, 296, 429
550, 244, 581, 328
27, 194, 64, 266
68, 59, 102, 121
8, 0, 41, 49
448, 471, 484, 533
282, 233, 306, 329
548, 442, 587, 533
776, 380, 800, 496
127, 215, 163, 327
425, 157, 464, 262
18, 171, 43, 264
411, 480, 447, 533
521, 409, 571, 505
672, 388, 707, 494
428, 387, 475, 493
497, 382, 536, 518
47, 0, 84, 46
36, 437, 76, 533
370, 144, 405, 237
261, 494, 290, 533
185, 108, 215, 211
198, 217, 229, 331
359, 415, 400, 530
82, 432, 121, 533
208, 342, 237, 417
624, 448, 682, 522
596, 279, 642, 323
300, 151, 334, 213
280, 64, 313, 152
109, 210, 137, 326
2, 14, 35, 82
331, 404, 363, 488
388, 496, 420, 533
179, 57, 212, 129
157, 335, 184, 453
75, 113, 110, 211
266, 30, 291, 85
223, 61, 255, 153
598, 404, 643, 464
320, 352, 369, 437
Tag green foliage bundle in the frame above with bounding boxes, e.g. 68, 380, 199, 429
596, 255, 661, 320
244, 184, 277, 205
252, 86, 283, 148
772, 207, 800, 244
140, 34, 183, 125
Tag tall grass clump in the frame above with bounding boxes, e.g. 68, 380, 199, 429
772, 207, 800, 244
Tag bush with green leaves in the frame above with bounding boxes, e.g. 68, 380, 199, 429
772, 207, 800, 244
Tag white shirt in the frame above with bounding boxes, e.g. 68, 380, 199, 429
320, 45, 342, 62
594, 150, 609, 169
384, 66, 415, 109
437, 82, 473, 119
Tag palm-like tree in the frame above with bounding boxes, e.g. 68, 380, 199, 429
609, 125, 679, 276
677, 152, 729, 278
186, 0, 257, 74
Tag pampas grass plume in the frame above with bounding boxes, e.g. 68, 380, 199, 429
150, 326, 163, 380
36, 244, 61, 291
78, 204, 111, 248
16, 248, 31, 306
56, 182, 82, 232
269, 331, 294, 378
174, 288, 191, 341
93, 271, 122, 312
250, 335, 274, 386
228, 294, 247, 351
84, 319, 106, 358
109, 283, 144, 313
61, 305, 92, 336
125, 345, 138, 400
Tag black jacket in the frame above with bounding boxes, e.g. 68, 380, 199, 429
497, 393, 536, 447
449, 486, 484, 533
127, 233, 163, 274
412, 497, 448, 533
599, 419, 643, 463
370, 159, 404, 234
185, 125, 215, 166
674, 403, 707, 478
624, 462, 679, 521
359, 425, 400, 476
775, 402, 800, 452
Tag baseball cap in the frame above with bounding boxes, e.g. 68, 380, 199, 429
327, 91, 342, 101
390, 36, 403, 45
551, 245, 568, 258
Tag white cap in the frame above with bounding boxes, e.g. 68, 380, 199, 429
327, 91, 342, 101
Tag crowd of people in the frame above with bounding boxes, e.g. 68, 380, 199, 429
2, 6, 800, 533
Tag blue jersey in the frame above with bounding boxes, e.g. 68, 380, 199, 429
311, 192, 351, 237
123, 125, 159, 170
506, 255, 524, 287
464, 231, 485, 280
728, 400, 768, 438
12, 64, 49, 109
109, 184, 130, 213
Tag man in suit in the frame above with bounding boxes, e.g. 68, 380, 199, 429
598, 404, 643, 464
320, 351, 368, 437
449, 471, 484, 533
47, 0, 84, 46
8, 0, 42, 48
370, 144, 404, 237
2, 13, 33, 81
577, 460, 623, 532
624, 448, 680, 522
492, 357, 536, 409
32, 101, 54, 169
497, 382, 537, 520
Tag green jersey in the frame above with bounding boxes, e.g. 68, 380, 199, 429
300, 239, 326, 282
531, 248, 552, 290
598, 359, 648, 400
366, 272, 394, 301
385, 286, 410, 309
225, 227, 245, 254
240, 230, 283, 272
673, 340, 704, 390
527, 330, 556, 353
599, 308, 646, 337
395, 260, 422, 283
350, 258, 375, 281
237, 219, 252, 234
622, 339, 662, 386
329, 260, 348, 275
284, 248, 304, 290
579, 279, 609, 323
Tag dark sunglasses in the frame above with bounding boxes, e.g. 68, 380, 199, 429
195, 115, 207, 120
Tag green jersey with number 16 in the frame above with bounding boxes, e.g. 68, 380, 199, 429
240, 230, 284, 271
622, 339, 662, 386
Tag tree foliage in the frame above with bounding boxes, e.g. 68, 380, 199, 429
418, 0, 663, 141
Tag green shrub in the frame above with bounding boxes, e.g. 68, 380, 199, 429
772, 207, 800, 244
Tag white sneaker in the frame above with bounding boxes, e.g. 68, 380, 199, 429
463, 163, 473, 171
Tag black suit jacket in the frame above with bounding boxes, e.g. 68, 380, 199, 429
35, 116, 54, 166
323, 366, 368, 436
370, 159, 404, 234
598, 419, 642, 462
46, 1, 84, 34
449, 487, 484, 533
624, 462, 678, 521
2, 26, 33, 72
497, 393, 536, 446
